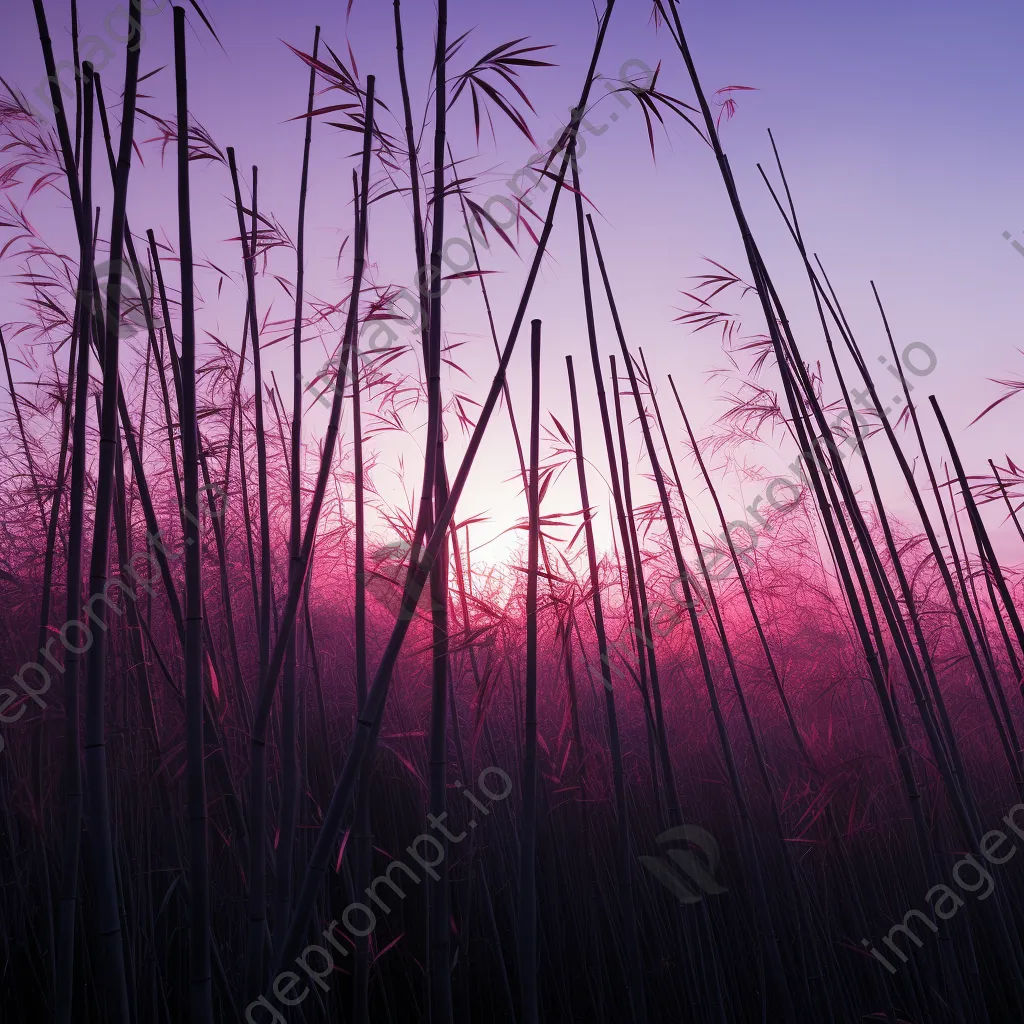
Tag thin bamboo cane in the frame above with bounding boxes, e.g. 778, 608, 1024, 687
273, 23, 321, 963
518, 319, 542, 1024
54, 61, 94, 1024
426, 5, 454, 1018
566, 354, 647, 1024
344, 161, 374, 1023
570, 145, 666, 818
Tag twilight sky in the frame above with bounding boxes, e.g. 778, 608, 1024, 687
3, 0, 1024, 566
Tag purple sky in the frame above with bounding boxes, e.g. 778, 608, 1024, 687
3, 0, 1024, 566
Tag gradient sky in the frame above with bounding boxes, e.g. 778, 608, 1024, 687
3, 0, 1024, 567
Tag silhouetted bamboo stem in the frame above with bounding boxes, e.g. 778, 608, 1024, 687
518, 319, 542, 1024
228, 157, 273, 673
173, 10, 213, 1020
350, 172, 372, 1024
34, 310, 77, 704
932, 397, 1024, 701
426, 4, 454, 1017
992, 460, 1024, 546
198, 447, 250, 727
228, 147, 280, 1000
570, 145, 667, 819
112, 409, 159, 754
608, 354, 666, 820
144, 228, 185, 515
566, 354, 647, 1024
664, 369, 807, 756
273, 23, 320, 963
82, 1, 143, 1015
237, 400, 260, 632
54, 61, 94, 1024
946, 462, 1001, 676
393, 0, 430, 353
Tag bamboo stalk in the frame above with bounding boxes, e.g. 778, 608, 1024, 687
518, 319, 542, 1024
932, 397, 1024, 708
174, 10, 214, 1019
227, 147, 280, 1000
350, 217, 372, 1023
570, 145, 667, 819
566, 354, 647, 1024
54, 60, 94, 1024
81, 0, 144, 1015
273, 23, 321, 963
426, 4, 454, 1018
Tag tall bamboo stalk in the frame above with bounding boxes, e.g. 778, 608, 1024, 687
426, 4, 454, 1018
273, 23, 321, 963
228, 147, 280, 1000
54, 60, 94, 1024
566, 354, 647, 1024
173, 10, 213, 1021
350, 211, 372, 1022
81, 0, 143, 1016
570, 145, 667, 819
518, 319, 542, 1024
931, 397, 1024, 674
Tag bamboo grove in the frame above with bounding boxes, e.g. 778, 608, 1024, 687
2, 1, 1024, 1022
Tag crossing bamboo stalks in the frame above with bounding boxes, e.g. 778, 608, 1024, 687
80, 0, 143, 1014
54, 61, 94, 1024
933, 401, 1024, 666
566, 354, 647, 1024
587, 210, 796, 1016
570, 145, 668, 819
273, 23, 321, 966
228, 144, 283, 1000
608, 354, 667, 819
651, 26, 978, 1014
664, 369, 807, 756
276, 7, 617, 968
